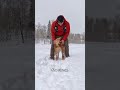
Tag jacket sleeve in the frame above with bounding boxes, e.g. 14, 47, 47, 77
51, 22, 56, 41
62, 22, 70, 41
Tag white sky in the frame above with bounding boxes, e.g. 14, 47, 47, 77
35, 0, 85, 34
86, 0, 120, 18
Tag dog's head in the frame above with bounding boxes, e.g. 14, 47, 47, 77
55, 37, 61, 46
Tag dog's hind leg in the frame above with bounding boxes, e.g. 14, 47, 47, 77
62, 47, 65, 60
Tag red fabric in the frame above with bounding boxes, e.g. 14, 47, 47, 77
51, 16, 70, 41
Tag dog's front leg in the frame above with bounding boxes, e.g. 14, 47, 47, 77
62, 53, 65, 60
58, 53, 59, 59
54, 51, 58, 60
54, 52, 56, 60
56, 53, 59, 60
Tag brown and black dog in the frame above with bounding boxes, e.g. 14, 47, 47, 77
54, 37, 65, 60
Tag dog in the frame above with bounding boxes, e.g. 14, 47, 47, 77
54, 37, 65, 60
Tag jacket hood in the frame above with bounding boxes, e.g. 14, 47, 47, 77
56, 15, 66, 23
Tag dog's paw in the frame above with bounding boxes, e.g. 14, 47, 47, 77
56, 57, 59, 60
62, 58, 65, 60
62, 55, 66, 60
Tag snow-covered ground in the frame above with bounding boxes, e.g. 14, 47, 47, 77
0, 43, 34, 89
85, 42, 120, 90
35, 43, 85, 90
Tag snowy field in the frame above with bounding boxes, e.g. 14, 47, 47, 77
86, 42, 120, 90
0, 43, 34, 89
35, 43, 85, 90
0, 42, 120, 89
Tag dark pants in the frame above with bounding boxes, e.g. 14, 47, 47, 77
50, 39, 70, 59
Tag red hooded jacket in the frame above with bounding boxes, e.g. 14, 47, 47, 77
51, 16, 70, 41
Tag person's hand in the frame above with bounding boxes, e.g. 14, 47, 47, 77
61, 40, 64, 44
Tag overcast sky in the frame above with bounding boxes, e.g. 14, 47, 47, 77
86, 0, 120, 18
35, 0, 85, 34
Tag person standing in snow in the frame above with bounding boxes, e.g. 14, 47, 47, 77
50, 15, 70, 60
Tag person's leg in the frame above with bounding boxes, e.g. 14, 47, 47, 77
65, 39, 70, 57
50, 41, 54, 60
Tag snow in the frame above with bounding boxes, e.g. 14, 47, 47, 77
35, 43, 85, 90
0, 43, 34, 89
85, 42, 120, 90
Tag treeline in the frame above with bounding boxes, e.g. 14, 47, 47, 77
0, 0, 34, 44
35, 21, 85, 44
68, 33, 85, 44
86, 15, 120, 42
